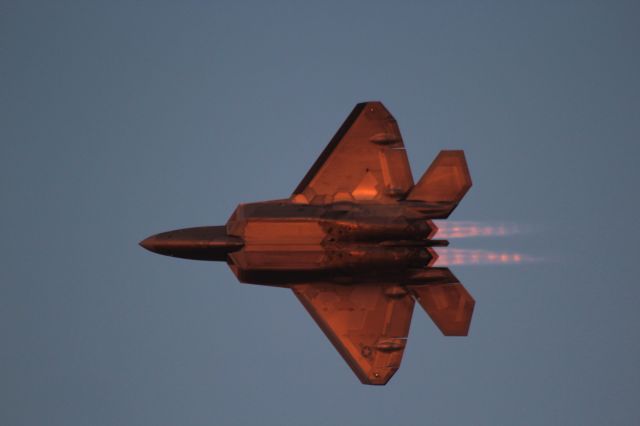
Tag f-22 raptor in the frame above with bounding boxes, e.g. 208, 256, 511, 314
141, 102, 474, 385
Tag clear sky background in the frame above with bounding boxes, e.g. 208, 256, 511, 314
2, 1, 639, 425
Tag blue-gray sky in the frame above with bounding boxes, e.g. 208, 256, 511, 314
2, 1, 639, 425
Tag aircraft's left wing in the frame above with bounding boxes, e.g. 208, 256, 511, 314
292, 102, 414, 204
292, 283, 414, 385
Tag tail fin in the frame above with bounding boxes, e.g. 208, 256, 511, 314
406, 150, 472, 217
406, 268, 475, 336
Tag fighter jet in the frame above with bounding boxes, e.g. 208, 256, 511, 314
140, 101, 474, 385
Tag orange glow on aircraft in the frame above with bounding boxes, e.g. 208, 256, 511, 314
141, 102, 479, 385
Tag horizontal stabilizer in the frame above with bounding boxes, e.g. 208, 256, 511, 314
406, 269, 475, 336
406, 150, 471, 217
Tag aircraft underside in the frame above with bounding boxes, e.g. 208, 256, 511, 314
141, 101, 474, 384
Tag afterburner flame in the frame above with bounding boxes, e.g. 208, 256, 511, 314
433, 221, 528, 239
433, 248, 533, 266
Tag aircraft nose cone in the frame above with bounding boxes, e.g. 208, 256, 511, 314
139, 226, 243, 261
139, 236, 159, 253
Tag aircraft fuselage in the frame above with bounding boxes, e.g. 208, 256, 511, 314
140, 199, 450, 286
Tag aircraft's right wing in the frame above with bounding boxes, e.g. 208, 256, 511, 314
292, 102, 414, 205
292, 283, 414, 385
